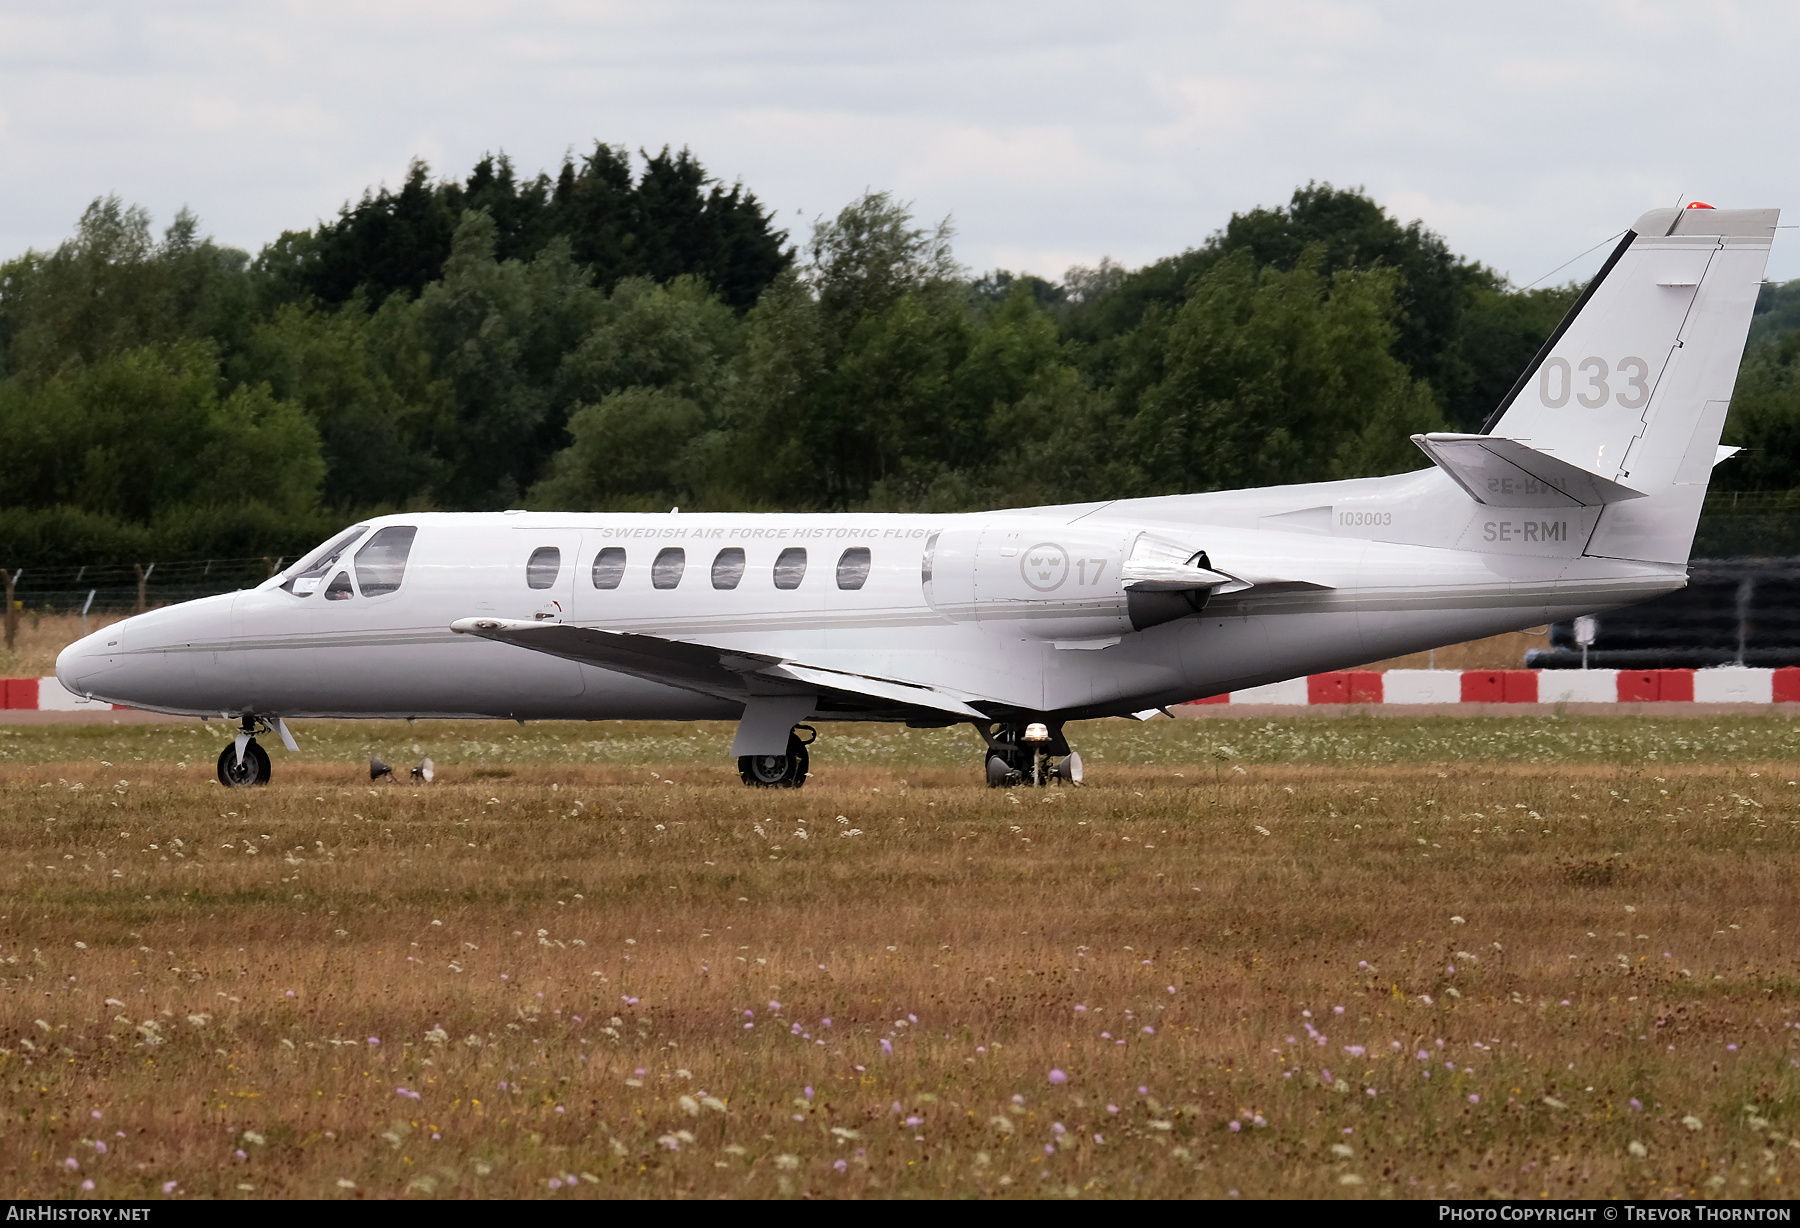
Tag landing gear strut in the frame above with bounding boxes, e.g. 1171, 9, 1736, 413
978, 721, 1082, 788
738, 725, 814, 788
217, 715, 273, 788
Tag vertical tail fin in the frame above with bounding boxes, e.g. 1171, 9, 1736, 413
1484, 205, 1778, 563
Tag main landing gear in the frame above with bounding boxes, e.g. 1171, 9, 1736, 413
738, 724, 814, 788
979, 720, 1082, 788
217, 715, 274, 788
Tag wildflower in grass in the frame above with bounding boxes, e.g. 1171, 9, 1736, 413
1107, 1104, 1119, 1114
804, 1086, 814, 1100
1044, 1144, 1055, 1155
1345, 1046, 1365, 1058
548, 1178, 563, 1189
1321, 1069, 1332, 1084
769, 1000, 781, 1011
94, 1142, 106, 1154
1728, 1044, 1739, 1052
367, 1036, 379, 1045
1100, 1032, 1112, 1040
1048, 1069, 1067, 1084
743, 1009, 754, 1018
1229, 1120, 1241, 1132
1138, 1086, 1148, 1095
80, 1181, 93, 1192
1074, 1005, 1087, 1012
822, 1018, 832, 1027
1629, 1098, 1643, 1111
162, 1183, 176, 1194
64, 1159, 78, 1171
397, 1087, 420, 1100
1418, 1050, 1430, 1061
91, 1111, 102, 1120
1469, 1094, 1479, 1104
1334, 1006, 1344, 1014
834, 1159, 848, 1173
880, 1039, 893, 1054
905, 1115, 923, 1127
1143, 1026, 1154, 1035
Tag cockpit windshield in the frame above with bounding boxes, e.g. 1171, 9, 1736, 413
281, 526, 368, 597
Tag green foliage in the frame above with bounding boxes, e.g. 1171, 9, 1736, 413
0, 341, 327, 562
1111, 251, 1443, 493
1718, 331, 1800, 492
271, 146, 791, 313
12, 164, 1734, 567
0, 198, 256, 379
233, 300, 452, 509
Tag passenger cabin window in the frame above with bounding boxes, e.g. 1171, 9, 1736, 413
281, 526, 368, 597
591, 547, 626, 589
711, 547, 745, 590
353, 526, 417, 596
836, 547, 872, 590
324, 572, 355, 601
652, 547, 686, 589
773, 547, 807, 590
526, 547, 562, 590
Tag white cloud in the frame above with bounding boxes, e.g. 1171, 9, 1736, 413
0, 0, 1795, 281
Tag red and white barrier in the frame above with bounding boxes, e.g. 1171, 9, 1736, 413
1185, 666, 1800, 707
0, 677, 118, 711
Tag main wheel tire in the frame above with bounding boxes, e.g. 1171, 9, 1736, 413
738, 736, 810, 788
217, 740, 271, 787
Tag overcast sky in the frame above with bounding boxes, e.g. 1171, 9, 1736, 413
2, 0, 1796, 287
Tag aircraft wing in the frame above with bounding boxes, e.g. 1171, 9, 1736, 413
448, 617, 989, 720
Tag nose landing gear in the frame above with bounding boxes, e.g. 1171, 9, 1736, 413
216, 715, 277, 787
979, 720, 1081, 788
738, 725, 814, 788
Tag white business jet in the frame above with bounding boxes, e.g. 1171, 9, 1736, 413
56, 205, 1777, 789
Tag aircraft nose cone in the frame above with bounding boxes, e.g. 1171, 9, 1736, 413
55, 630, 116, 699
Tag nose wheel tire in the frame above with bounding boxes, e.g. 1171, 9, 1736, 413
217, 740, 272, 787
738, 734, 810, 788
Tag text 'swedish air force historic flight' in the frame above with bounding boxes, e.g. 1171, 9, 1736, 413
56, 206, 1778, 789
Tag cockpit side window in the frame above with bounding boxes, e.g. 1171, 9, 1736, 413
324, 571, 355, 601
282, 526, 369, 597
353, 526, 417, 596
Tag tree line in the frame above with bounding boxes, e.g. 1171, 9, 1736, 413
1, 146, 1795, 568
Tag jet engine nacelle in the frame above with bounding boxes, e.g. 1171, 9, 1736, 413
922, 523, 1232, 639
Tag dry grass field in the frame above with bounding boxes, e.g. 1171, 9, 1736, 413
1, 714, 1798, 1200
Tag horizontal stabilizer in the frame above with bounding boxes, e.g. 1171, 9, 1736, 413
1411, 433, 1646, 508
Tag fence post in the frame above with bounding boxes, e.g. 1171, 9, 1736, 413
133, 563, 156, 614
3, 569, 17, 652
81, 589, 96, 639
